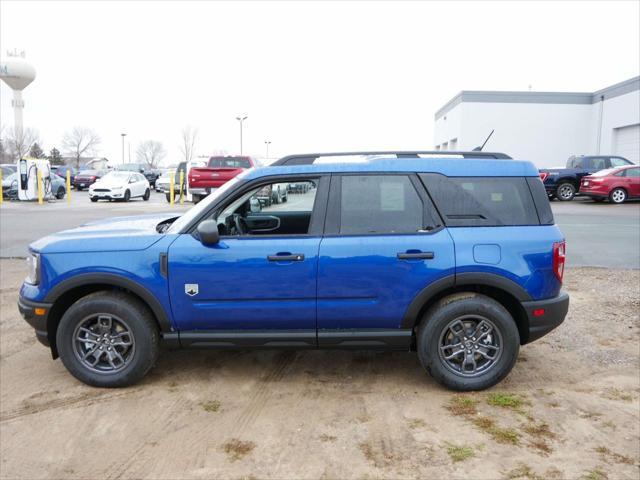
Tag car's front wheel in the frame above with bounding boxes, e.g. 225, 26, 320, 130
90, 197, 98, 202
609, 188, 627, 204
123, 189, 131, 202
56, 292, 159, 388
56, 187, 65, 199
417, 293, 519, 391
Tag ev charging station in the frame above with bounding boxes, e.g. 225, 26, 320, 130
17, 157, 53, 201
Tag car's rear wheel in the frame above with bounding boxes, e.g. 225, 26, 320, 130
609, 188, 627, 204
192, 194, 201, 204
417, 293, 519, 391
556, 182, 575, 201
56, 187, 65, 199
143, 188, 150, 201
56, 292, 159, 387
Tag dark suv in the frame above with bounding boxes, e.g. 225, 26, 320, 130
18, 151, 569, 391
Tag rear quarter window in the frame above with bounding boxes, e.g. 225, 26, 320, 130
419, 174, 544, 226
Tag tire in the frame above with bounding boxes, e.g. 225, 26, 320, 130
416, 293, 520, 391
90, 197, 98, 202
56, 291, 160, 388
165, 192, 171, 203
282, 193, 287, 203
556, 182, 575, 201
192, 194, 201, 204
76, 187, 83, 191
56, 187, 65, 199
143, 188, 150, 201
123, 189, 131, 202
609, 188, 627, 204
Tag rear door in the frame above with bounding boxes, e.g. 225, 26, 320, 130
316, 174, 455, 348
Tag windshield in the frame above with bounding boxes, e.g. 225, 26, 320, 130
209, 157, 251, 168
166, 174, 247, 234
101, 171, 130, 180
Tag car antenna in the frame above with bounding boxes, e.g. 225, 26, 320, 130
473, 130, 494, 151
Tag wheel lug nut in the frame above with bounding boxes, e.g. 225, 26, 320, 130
472, 337, 476, 341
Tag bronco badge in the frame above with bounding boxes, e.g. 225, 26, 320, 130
185, 284, 199, 297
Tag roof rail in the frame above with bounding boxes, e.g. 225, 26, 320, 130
271, 151, 512, 166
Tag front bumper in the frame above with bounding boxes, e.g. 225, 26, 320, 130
89, 190, 124, 199
522, 292, 569, 343
18, 296, 52, 347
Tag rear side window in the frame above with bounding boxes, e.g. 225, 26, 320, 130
420, 174, 541, 226
339, 175, 424, 234
626, 168, 640, 177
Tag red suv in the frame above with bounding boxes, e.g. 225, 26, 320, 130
188, 156, 255, 203
580, 165, 640, 203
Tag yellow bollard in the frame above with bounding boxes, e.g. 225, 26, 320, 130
37, 170, 44, 205
179, 171, 184, 205
169, 172, 175, 206
66, 170, 71, 203
0, 168, 3, 205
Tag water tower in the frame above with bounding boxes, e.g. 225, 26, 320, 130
0, 50, 36, 136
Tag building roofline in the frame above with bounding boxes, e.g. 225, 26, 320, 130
434, 76, 640, 120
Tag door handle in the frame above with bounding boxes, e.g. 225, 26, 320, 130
267, 253, 305, 262
397, 251, 434, 260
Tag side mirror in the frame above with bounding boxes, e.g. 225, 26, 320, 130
197, 220, 220, 246
140, 169, 145, 173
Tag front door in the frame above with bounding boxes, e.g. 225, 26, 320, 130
317, 174, 455, 348
168, 177, 327, 346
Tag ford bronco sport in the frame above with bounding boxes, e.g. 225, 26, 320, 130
18, 151, 569, 391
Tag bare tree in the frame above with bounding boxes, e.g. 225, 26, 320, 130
5, 127, 41, 161
180, 126, 198, 164
136, 140, 166, 169
62, 127, 101, 168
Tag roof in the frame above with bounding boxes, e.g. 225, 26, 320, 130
244, 155, 539, 179
435, 76, 640, 120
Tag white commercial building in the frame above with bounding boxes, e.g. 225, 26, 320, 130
434, 76, 640, 168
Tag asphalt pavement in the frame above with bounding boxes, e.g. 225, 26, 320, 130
0, 191, 638, 268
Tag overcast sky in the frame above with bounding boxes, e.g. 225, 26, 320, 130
1, 0, 639, 165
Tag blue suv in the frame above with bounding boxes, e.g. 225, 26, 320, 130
18, 151, 569, 391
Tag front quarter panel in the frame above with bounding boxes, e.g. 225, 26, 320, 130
20, 235, 180, 331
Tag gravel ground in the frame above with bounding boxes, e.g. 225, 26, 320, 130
0, 261, 639, 480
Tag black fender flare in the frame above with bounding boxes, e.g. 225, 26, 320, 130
44, 273, 173, 332
401, 273, 531, 329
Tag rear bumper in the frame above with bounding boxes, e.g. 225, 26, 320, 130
18, 296, 52, 347
522, 292, 569, 344
189, 187, 217, 196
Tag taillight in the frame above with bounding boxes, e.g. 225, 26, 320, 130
553, 241, 566, 283
539, 172, 549, 182
90, 176, 96, 180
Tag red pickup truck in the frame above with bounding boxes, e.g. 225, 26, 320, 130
188, 156, 256, 203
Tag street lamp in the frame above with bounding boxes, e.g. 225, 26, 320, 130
235, 116, 247, 155
264, 140, 271, 159
121, 133, 127, 165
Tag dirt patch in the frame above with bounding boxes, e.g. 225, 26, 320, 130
221, 438, 256, 462
0, 262, 639, 479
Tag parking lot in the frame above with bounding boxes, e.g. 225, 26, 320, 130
0, 193, 639, 479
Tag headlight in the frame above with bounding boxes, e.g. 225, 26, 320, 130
25, 252, 40, 285
112, 186, 123, 190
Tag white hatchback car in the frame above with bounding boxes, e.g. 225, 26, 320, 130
89, 171, 150, 202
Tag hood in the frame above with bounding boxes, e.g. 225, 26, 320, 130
30, 213, 179, 254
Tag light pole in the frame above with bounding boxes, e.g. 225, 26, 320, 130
235, 116, 247, 155
121, 133, 127, 165
264, 140, 271, 159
